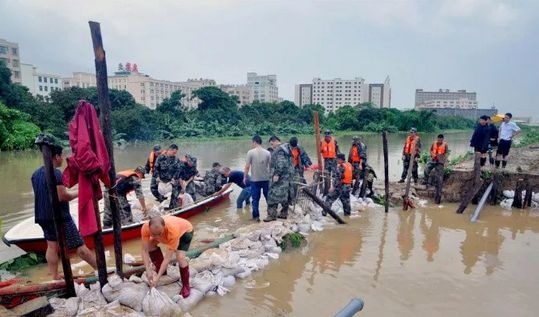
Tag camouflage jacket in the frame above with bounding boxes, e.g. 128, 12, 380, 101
293, 146, 313, 169
179, 155, 198, 180
204, 169, 223, 194
153, 155, 181, 182
116, 176, 144, 199
270, 143, 294, 178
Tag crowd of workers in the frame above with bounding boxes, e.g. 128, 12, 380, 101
30, 112, 521, 298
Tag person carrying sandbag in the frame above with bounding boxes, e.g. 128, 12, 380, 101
141, 215, 194, 298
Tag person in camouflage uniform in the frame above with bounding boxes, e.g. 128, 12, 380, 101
289, 136, 312, 200
348, 136, 368, 194
179, 154, 198, 201
103, 166, 147, 228
325, 153, 353, 216
321, 129, 340, 196
145, 144, 165, 202
203, 162, 224, 196
364, 164, 377, 198
154, 144, 182, 210
265, 135, 294, 222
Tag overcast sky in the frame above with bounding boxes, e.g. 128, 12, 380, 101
1, 0, 537, 118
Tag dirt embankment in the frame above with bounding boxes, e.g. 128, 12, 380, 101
377, 143, 539, 204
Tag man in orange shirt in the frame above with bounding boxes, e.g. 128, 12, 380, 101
141, 215, 194, 298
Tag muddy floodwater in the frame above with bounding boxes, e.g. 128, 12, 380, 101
2, 132, 539, 316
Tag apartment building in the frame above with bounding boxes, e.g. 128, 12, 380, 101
220, 84, 251, 106
63, 72, 97, 89
247, 72, 279, 103
415, 89, 477, 109
310, 77, 367, 112
0, 39, 21, 83
20, 63, 63, 98
368, 76, 391, 108
294, 84, 313, 107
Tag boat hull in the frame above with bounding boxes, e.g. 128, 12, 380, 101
3, 191, 231, 254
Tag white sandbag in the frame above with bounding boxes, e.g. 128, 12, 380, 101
298, 223, 310, 234
117, 282, 149, 312
189, 257, 213, 272
219, 266, 244, 277
159, 182, 173, 197
311, 221, 324, 232
533, 192, 539, 203
74, 282, 89, 297
222, 275, 236, 288
49, 297, 80, 317
108, 274, 123, 289
215, 285, 230, 296
142, 268, 179, 286
503, 190, 515, 198
191, 271, 215, 293
255, 256, 269, 270
500, 198, 514, 210
142, 287, 177, 316
101, 283, 121, 302
176, 289, 204, 312
235, 268, 252, 279
123, 253, 137, 265
265, 252, 280, 260
78, 288, 107, 315
167, 264, 182, 280
129, 275, 144, 283
267, 246, 282, 254
157, 282, 182, 299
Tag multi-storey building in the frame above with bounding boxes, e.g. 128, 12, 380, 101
0, 39, 21, 83
294, 84, 313, 107
310, 77, 367, 112
368, 76, 391, 108
415, 89, 477, 109
20, 63, 63, 98
63, 72, 97, 89
247, 72, 279, 103
220, 84, 251, 106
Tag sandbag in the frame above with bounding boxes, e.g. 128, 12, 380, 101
189, 257, 213, 272
142, 268, 179, 286
176, 289, 204, 312
78, 287, 107, 315
129, 275, 144, 283
49, 297, 80, 317
191, 271, 215, 293
222, 275, 236, 288
235, 268, 252, 279
116, 282, 149, 312
142, 287, 178, 316
157, 282, 182, 299
159, 182, 173, 197
74, 282, 89, 297
123, 253, 137, 265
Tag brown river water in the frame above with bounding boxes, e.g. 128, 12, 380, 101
2, 132, 539, 316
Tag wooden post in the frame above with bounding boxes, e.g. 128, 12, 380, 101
434, 165, 444, 205
456, 152, 482, 214
313, 111, 325, 194
512, 178, 525, 209
490, 172, 501, 205
35, 139, 75, 297
89, 21, 124, 279
523, 179, 533, 209
382, 131, 389, 213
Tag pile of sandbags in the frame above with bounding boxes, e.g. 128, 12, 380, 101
501, 190, 539, 209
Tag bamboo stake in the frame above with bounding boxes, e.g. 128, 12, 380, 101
382, 131, 389, 213
89, 21, 124, 279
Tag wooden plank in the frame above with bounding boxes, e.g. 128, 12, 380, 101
89, 21, 124, 279
512, 179, 525, 209
382, 131, 389, 213
524, 179, 533, 209
456, 152, 482, 214
302, 188, 346, 224
35, 138, 75, 298
10, 296, 51, 317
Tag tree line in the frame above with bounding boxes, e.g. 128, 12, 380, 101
0, 61, 475, 151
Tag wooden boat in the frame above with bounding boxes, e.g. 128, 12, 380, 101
2, 189, 232, 253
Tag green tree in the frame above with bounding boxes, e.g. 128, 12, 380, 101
0, 102, 40, 151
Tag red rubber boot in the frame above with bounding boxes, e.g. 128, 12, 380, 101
179, 265, 190, 298
149, 248, 164, 271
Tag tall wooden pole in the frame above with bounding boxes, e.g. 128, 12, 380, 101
313, 111, 322, 170
382, 131, 389, 213
89, 21, 124, 278
36, 138, 75, 297
456, 152, 483, 214
403, 140, 418, 211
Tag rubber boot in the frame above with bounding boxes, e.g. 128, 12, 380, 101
149, 248, 164, 271
180, 265, 191, 298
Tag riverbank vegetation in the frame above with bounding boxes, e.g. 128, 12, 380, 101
1, 61, 477, 151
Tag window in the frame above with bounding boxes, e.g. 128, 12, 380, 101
44, 86, 48, 91
11, 48, 17, 55
38, 76, 42, 82
54, 78, 58, 84
12, 59, 19, 67
13, 71, 19, 78
0, 46, 7, 54
44, 77, 48, 83
39, 86, 43, 91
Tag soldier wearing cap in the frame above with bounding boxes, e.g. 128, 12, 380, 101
146, 144, 165, 202
265, 135, 294, 222
348, 136, 367, 193
399, 127, 422, 184
103, 166, 147, 228
179, 154, 199, 201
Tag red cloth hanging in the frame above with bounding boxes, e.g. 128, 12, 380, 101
63, 100, 111, 236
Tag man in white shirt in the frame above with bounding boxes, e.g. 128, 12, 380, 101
244, 135, 271, 221
496, 112, 521, 169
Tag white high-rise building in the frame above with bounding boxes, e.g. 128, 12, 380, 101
368, 76, 391, 108
294, 84, 313, 107
310, 77, 367, 112
415, 89, 477, 109
63, 72, 97, 89
247, 72, 279, 103
20, 63, 63, 98
0, 39, 21, 83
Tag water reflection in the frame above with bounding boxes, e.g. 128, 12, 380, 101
398, 211, 416, 261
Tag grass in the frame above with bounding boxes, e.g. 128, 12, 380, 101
280, 232, 306, 251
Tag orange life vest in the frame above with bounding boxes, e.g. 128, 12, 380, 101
341, 162, 353, 185
349, 145, 361, 163
116, 170, 138, 194
431, 142, 447, 161
321, 137, 337, 159
291, 148, 300, 167
403, 135, 419, 155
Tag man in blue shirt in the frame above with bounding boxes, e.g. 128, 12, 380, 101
217, 167, 252, 208
32, 144, 97, 280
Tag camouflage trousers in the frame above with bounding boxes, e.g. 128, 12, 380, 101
325, 184, 351, 215
351, 162, 364, 194
401, 154, 419, 181
103, 191, 133, 228
267, 176, 293, 218
170, 181, 196, 209
150, 176, 164, 202
290, 167, 306, 201
424, 162, 444, 186
323, 158, 338, 196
